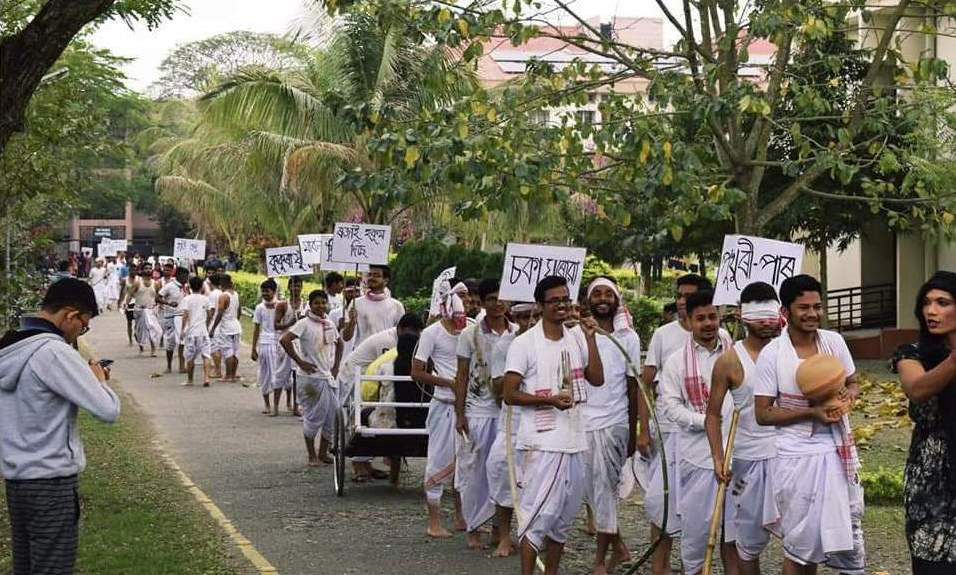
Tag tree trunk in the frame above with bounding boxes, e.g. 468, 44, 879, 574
0, 0, 117, 154
818, 242, 829, 329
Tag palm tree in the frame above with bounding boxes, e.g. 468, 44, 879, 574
194, 4, 477, 226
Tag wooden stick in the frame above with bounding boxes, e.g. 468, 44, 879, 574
702, 409, 741, 575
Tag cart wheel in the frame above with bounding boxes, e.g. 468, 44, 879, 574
332, 406, 346, 497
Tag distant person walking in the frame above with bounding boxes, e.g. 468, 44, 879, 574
0, 278, 121, 574
894, 271, 956, 575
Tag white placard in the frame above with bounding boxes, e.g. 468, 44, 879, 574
714, 234, 805, 306
96, 241, 114, 258
428, 266, 457, 316
298, 234, 325, 266
330, 223, 391, 265
498, 243, 587, 303
173, 238, 206, 261
111, 239, 128, 253
312, 234, 369, 272
80, 247, 93, 258
265, 245, 312, 277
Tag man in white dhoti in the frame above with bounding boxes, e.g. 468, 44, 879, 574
754, 274, 865, 575
280, 289, 342, 466
342, 266, 404, 480
503, 275, 604, 575
454, 278, 517, 550
251, 279, 282, 416
705, 281, 781, 575
89, 259, 108, 313
129, 266, 161, 355
660, 289, 737, 575
209, 274, 242, 383
639, 274, 723, 575
486, 302, 537, 558
582, 277, 641, 575
414, 278, 469, 538
156, 267, 187, 374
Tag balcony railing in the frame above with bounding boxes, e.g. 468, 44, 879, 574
827, 283, 896, 332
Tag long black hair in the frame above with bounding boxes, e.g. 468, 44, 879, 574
914, 271, 956, 369
913, 271, 956, 471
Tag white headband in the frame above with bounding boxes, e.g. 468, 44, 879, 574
510, 303, 536, 314
741, 300, 780, 321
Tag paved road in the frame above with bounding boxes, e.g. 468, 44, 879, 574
88, 310, 518, 575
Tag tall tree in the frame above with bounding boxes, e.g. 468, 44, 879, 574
0, 0, 178, 153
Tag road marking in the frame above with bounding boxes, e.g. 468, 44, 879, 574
159, 451, 279, 574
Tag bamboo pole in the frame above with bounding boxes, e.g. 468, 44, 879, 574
702, 409, 741, 575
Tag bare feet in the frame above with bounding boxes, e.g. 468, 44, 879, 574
608, 540, 631, 571
466, 531, 483, 550
165, 367, 172, 374
492, 538, 515, 557
180, 381, 194, 387
202, 381, 210, 387
261, 409, 271, 415
318, 455, 333, 464
426, 525, 453, 538
308, 458, 321, 467
592, 564, 609, 575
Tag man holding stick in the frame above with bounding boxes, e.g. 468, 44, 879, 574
582, 277, 641, 575
754, 275, 865, 575
705, 281, 782, 575
659, 289, 738, 575
503, 275, 604, 575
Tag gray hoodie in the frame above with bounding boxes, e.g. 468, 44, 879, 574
0, 332, 120, 480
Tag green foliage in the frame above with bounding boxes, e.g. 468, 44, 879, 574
622, 293, 663, 347
389, 239, 503, 297
861, 467, 904, 505
228, 271, 323, 310
398, 293, 431, 320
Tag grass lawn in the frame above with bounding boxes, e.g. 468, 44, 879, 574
0, 400, 246, 574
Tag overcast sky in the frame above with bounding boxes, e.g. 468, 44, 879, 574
90, 0, 673, 93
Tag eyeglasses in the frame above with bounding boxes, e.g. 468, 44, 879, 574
542, 297, 572, 306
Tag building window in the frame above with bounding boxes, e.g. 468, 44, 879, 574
575, 110, 595, 127
529, 109, 550, 126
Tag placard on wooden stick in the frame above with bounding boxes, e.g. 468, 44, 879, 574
265, 246, 312, 277
714, 234, 805, 305
297, 234, 324, 266
173, 238, 206, 261
498, 243, 587, 303
330, 223, 390, 266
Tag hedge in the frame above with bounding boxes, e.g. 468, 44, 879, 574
390, 239, 503, 298
861, 466, 904, 505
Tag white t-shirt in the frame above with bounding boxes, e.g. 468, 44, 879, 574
645, 320, 730, 432
289, 315, 339, 379
753, 329, 856, 457
253, 302, 278, 343
414, 321, 461, 403
457, 319, 517, 418
158, 280, 185, 318
350, 295, 405, 346
491, 333, 517, 380
89, 267, 107, 286
584, 328, 641, 432
505, 324, 590, 453
659, 337, 734, 468
181, 293, 210, 338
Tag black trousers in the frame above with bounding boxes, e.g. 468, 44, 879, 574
5, 475, 80, 575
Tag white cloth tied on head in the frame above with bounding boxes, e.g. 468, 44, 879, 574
439, 279, 468, 330
740, 300, 781, 322
586, 277, 633, 331
510, 303, 536, 314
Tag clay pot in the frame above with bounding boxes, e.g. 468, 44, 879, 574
796, 354, 846, 402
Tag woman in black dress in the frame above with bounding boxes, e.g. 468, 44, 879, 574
894, 271, 956, 574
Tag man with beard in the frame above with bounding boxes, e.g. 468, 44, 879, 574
503, 275, 604, 575
638, 274, 723, 574
705, 282, 781, 575
754, 275, 864, 575
660, 289, 737, 575
582, 277, 641, 575
341, 268, 404, 481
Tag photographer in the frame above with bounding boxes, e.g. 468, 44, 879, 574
0, 278, 120, 574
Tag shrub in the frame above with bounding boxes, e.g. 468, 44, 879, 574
623, 293, 663, 346
861, 466, 904, 505
228, 271, 323, 312
390, 239, 503, 297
